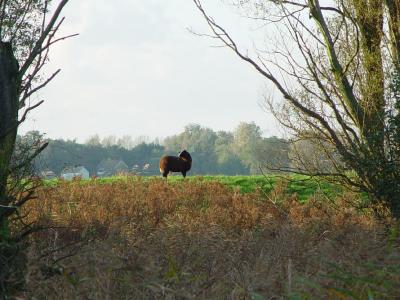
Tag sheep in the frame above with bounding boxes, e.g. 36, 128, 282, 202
159, 150, 192, 178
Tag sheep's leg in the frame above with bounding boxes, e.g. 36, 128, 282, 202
182, 171, 186, 178
162, 171, 169, 178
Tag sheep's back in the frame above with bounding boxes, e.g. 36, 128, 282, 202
159, 156, 183, 173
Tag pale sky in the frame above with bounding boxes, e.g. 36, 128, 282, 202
20, 0, 281, 142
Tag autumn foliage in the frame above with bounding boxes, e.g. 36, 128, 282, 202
18, 177, 400, 299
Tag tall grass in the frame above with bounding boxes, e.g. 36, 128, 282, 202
44, 174, 341, 201
17, 177, 400, 299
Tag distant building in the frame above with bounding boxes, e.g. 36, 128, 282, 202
142, 163, 150, 174
96, 168, 107, 177
131, 163, 151, 175
40, 170, 57, 179
61, 166, 90, 180
96, 159, 129, 177
114, 160, 129, 174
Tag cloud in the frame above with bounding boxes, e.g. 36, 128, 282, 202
20, 0, 278, 141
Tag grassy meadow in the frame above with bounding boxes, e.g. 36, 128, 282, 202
18, 176, 400, 299
45, 175, 342, 201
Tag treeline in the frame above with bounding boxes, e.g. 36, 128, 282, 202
23, 122, 290, 176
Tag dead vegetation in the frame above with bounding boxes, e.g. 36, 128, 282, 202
16, 177, 400, 299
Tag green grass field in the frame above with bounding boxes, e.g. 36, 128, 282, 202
45, 174, 342, 201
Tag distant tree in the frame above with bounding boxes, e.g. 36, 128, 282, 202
232, 122, 263, 173
163, 134, 181, 153
36, 137, 166, 176
85, 134, 101, 146
256, 136, 290, 173
165, 124, 216, 151
117, 135, 135, 150
35, 123, 281, 177
214, 131, 234, 165
215, 131, 249, 174
164, 124, 219, 174
101, 135, 117, 147
133, 135, 151, 146
288, 138, 342, 174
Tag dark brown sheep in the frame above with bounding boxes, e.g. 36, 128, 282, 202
159, 150, 192, 178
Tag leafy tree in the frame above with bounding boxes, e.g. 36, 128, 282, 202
34, 124, 287, 177
214, 131, 234, 164
193, 0, 400, 218
214, 131, 247, 174
164, 124, 220, 174
36, 137, 166, 176
232, 122, 263, 173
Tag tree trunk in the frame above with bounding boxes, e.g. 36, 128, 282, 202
0, 41, 19, 223
0, 41, 21, 296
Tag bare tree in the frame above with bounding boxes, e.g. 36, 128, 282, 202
0, 0, 73, 295
193, 0, 400, 217
85, 134, 102, 146
101, 135, 117, 147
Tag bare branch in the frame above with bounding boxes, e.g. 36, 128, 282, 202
18, 0, 69, 80
18, 100, 45, 125
20, 69, 61, 106
194, 0, 351, 160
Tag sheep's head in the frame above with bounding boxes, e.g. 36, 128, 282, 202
178, 150, 192, 162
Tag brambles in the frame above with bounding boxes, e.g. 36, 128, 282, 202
17, 177, 400, 299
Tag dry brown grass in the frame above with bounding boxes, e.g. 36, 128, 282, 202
17, 177, 400, 299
